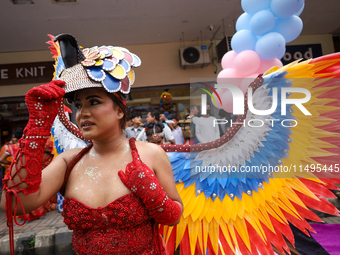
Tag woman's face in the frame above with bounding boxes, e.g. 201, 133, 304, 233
74, 88, 123, 140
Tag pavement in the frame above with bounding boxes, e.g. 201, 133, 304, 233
0, 195, 340, 255
0, 192, 73, 255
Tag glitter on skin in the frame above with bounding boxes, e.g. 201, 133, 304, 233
89, 148, 99, 158
84, 166, 102, 182
122, 144, 130, 154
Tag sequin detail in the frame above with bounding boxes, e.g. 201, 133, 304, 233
62, 193, 163, 254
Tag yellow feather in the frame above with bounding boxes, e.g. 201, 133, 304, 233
219, 220, 236, 254
190, 192, 207, 222
175, 217, 187, 249
202, 218, 209, 254
188, 217, 199, 255
234, 216, 251, 252
227, 220, 240, 252
258, 206, 275, 232
209, 219, 220, 254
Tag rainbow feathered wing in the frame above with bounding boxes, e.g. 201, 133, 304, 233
48, 34, 340, 255
161, 53, 340, 255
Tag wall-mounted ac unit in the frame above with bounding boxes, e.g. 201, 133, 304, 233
179, 46, 210, 69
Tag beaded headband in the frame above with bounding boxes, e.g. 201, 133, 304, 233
54, 34, 141, 103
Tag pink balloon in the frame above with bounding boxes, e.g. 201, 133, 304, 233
217, 68, 242, 84
246, 73, 259, 78
257, 58, 283, 74
240, 76, 258, 94
233, 50, 261, 76
221, 90, 234, 113
221, 51, 238, 69
211, 88, 226, 109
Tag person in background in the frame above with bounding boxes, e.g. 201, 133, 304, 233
145, 122, 165, 145
194, 104, 220, 143
171, 117, 184, 145
218, 109, 228, 137
0, 127, 24, 173
125, 114, 133, 129
160, 112, 175, 130
124, 112, 147, 141
185, 105, 199, 119
146, 109, 175, 145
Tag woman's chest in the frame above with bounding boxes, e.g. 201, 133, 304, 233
62, 194, 150, 231
64, 153, 132, 207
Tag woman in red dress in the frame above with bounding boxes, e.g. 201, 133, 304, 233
1, 34, 183, 255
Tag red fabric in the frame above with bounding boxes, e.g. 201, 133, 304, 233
118, 138, 181, 225
61, 138, 166, 254
62, 195, 164, 254
2, 80, 65, 255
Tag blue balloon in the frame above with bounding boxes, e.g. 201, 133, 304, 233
294, 2, 305, 16
274, 16, 303, 43
236, 13, 252, 31
241, 0, 271, 15
270, 0, 305, 19
255, 32, 286, 60
249, 10, 276, 36
277, 45, 286, 60
231, 29, 258, 53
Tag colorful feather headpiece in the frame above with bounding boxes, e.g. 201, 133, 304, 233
48, 33, 141, 104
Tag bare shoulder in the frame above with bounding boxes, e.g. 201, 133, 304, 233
57, 147, 83, 166
135, 141, 169, 169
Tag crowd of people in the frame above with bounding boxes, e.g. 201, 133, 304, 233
124, 103, 236, 145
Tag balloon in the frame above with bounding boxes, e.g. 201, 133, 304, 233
217, 68, 242, 84
221, 90, 234, 113
233, 50, 261, 76
274, 16, 303, 43
241, 0, 271, 15
231, 30, 258, 53
270, 0, 305, 19
257, 58, 283, 73
277, 45, 286, 60
211, 88, 226, 109
255, 32, 286, 60
240, 77, 257, 93
294, 2, 305, 16
236, 13, 252, 31
221, 50, 238, 69
249, 10, 276, 36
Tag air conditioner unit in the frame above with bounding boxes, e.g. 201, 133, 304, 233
179, 46, 210, 69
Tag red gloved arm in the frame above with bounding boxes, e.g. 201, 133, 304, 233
3, 80, 65, 218
118, 139, 182, 225
2, 80, 65, 255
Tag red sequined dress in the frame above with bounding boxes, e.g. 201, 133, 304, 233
60, 139, 166, 255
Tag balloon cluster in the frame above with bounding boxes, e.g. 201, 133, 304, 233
214, 0, 304, 113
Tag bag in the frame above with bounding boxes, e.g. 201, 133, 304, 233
178, 119, 195, 139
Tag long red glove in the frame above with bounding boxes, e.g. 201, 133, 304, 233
118, 138, 181, 225
2, 80, 65, 255
3, 79, 65, 194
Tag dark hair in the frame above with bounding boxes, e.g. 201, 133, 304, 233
107, 93, 127, 131
145, 122, 164, 136
13, 127, 24, 139
149, 109, 161, 122
218, 109, 227, 118
129, 112, 142, 120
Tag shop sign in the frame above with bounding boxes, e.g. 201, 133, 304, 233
0, 61, 55, 86
281, 44, 323, 65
